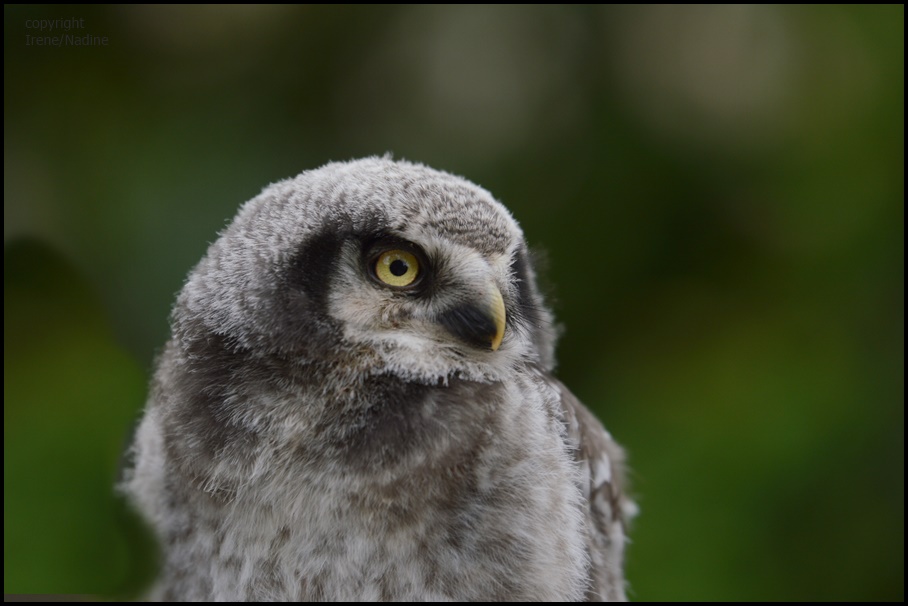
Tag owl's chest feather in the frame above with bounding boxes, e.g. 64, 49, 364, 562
151, 379, 590, 601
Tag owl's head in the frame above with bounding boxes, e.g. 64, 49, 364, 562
174, 157, 555, 385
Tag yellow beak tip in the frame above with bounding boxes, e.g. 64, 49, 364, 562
489, 287, 506, 352
490, 333, 503, 351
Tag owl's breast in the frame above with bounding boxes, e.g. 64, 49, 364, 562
137, 372, 590, 601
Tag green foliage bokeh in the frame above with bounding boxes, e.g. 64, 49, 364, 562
4, 5, 903, 599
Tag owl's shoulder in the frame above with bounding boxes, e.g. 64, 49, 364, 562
533, 368, 636, 601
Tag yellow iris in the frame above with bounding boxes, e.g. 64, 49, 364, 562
375, 250, 420, 287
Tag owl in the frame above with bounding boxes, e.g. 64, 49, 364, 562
122, 157, 634, 601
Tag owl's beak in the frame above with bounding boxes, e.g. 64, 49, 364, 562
488, 287, 506, 351
438, 286, 507, 352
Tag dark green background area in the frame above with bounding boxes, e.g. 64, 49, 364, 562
4, 5, 903, 600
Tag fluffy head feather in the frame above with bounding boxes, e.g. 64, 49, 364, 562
178, 157, 555, 382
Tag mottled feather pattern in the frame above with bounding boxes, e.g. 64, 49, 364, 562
122, 157, 633, 601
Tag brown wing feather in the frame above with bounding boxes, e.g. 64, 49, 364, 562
549, 373, 635, 602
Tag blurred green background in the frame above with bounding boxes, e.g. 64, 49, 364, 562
4, 5, 903, 600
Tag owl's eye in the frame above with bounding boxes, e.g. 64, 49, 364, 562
374, 250, 420, 287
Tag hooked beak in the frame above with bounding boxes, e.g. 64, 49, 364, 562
438, 286, 506, 351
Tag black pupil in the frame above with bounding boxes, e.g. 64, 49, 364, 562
389, 259, 409, 277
